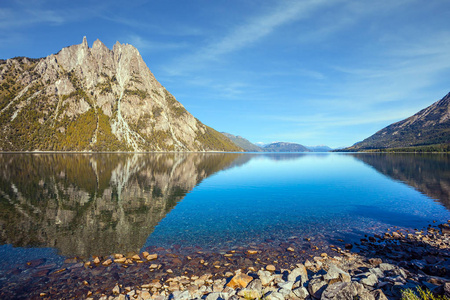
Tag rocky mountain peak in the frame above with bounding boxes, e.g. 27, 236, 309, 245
345, 91, 450, 151
0, 37, 241, 152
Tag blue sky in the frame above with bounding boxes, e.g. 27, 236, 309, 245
1, 0, 450, 148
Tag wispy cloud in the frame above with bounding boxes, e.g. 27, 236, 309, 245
0, 7, 65, 29
199, 0, 331, 60
104, 16, 204, 37
255, 109, 412, 128
163, 0, 338, 75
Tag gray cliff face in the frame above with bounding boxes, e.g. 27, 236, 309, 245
0, 37, 240, 152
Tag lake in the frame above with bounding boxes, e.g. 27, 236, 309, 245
0, 152, 449, 271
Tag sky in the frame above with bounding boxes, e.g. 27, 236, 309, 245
1, 0, 450, 148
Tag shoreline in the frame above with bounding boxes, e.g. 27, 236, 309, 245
0, 222, 449, 299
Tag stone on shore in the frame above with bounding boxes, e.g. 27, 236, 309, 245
323, 264, 351, 284
293, 286, 309, 299
266, 265, 276, 272
321, 281, 375, 300
226, 273, 253, 289
288, 264, 308, 284
257, 269, 274, 286
147, 254, 158, 261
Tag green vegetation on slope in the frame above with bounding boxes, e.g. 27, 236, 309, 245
196, 125, 242, 151
339, 143, 450, 153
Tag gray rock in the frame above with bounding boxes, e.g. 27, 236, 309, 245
278, 287, 291, 297
308, 278, 328, 299
321, 282, 375, 300
288, 265, 309, 284
369, 268, 384, 278
323, 264, 351, 283
379, 263, 395, 272
264, 291, 285, 300
258, 269, 275, 286
293, 286, 309, 299
359, 273, 379, 287
171, 290, 190, 300
445, 282, 450, 297
205, 292, 230, 300
372, 289, 388, 300
247, 279, 262, 292
278, 281, 294, 291
238, 279, 262, 299
237, 288, 261, 299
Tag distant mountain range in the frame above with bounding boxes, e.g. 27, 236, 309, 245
307, 145, 333, 152
0, 37, 241, 152
221, 133, 263, 152
262, 142, 310, 152
222, 133, 331, 152
344, 92, 450, 151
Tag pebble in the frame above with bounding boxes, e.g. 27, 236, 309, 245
3, 223, 449, 300
146, 254, 158, 260
266, 264, 276, 272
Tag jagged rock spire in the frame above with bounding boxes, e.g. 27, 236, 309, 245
82, 36, 88, 49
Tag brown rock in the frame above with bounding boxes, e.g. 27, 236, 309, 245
141, 291, 151, 300
266, 265, 276, 272
114, 257, 127, 263
226, 273, 253, 289
369, 258, 382, 266
247, 250, 258, 255
102, 259, 112, 266
147, 254, 158, 261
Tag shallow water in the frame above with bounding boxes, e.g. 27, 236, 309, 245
0, 152, 449, 269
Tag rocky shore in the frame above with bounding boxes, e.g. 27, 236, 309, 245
1, 222, 449, 299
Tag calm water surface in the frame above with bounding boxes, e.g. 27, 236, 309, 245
0, 152, 449, 270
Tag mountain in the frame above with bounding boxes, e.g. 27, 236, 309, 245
307, 145, 332, 152
221, 132, 262, 152
262, 142, 311, 152
344, 92, 450, 151
0, 37, 241, 152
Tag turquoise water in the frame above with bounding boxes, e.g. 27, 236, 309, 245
0, 152, 448, 267
144, 153, 450, 251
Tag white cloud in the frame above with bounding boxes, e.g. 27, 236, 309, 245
163, 0, 338, 75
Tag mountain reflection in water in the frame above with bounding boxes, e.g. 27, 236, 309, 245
352, 153, 450, 210
0, 153, 246, 258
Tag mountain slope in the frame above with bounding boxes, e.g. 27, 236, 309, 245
262, 142, 311, 152
307, 145, 332, 152
345, 92, 450, 151
0, 37, 241, 152
221, 132, 262, 152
